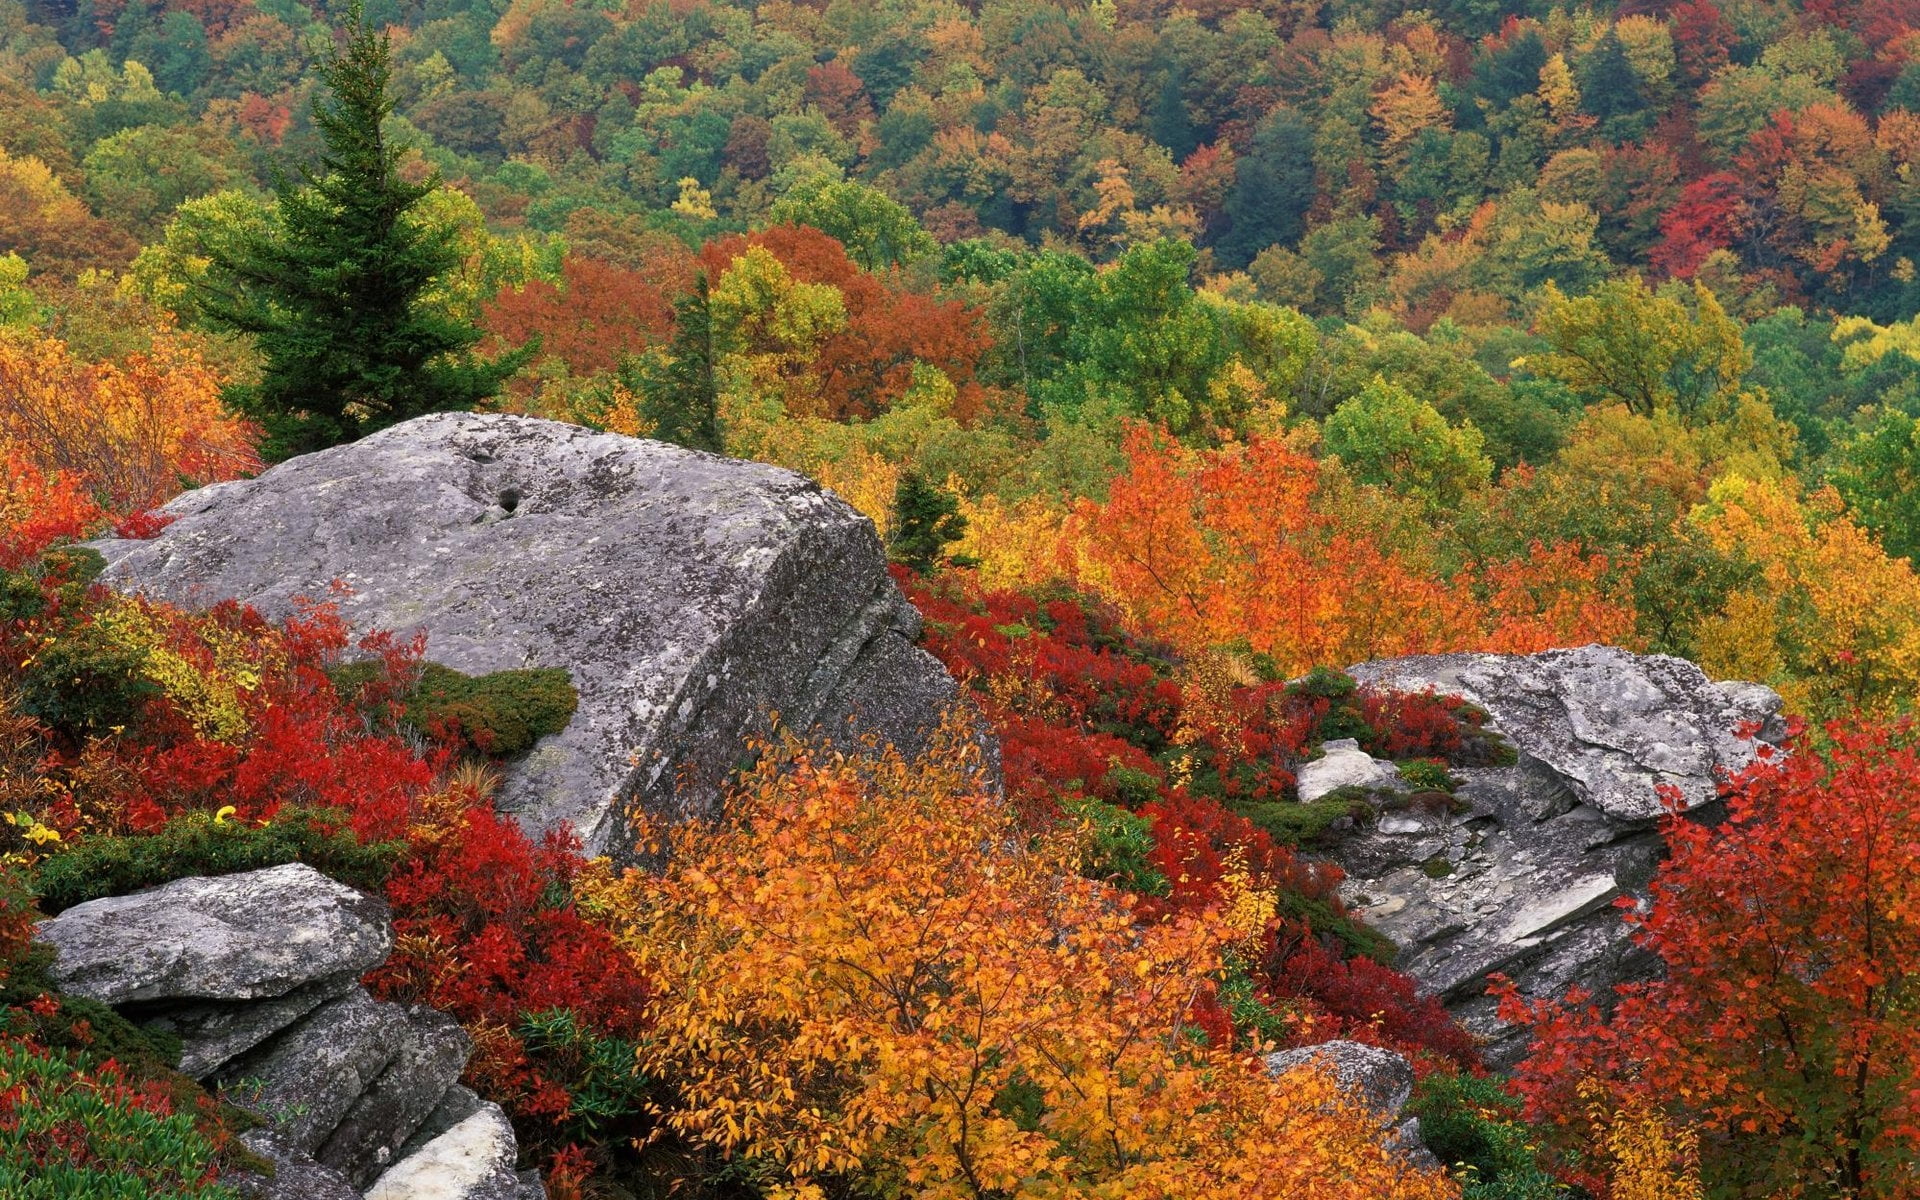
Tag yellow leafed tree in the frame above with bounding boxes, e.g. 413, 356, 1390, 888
595, 725, 1458, 1200
1695, 475, 1920, 717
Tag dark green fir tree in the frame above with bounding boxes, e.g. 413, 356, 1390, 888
634, 275, 722, 453
887, 471, 967, 574
194, 0, 526, 460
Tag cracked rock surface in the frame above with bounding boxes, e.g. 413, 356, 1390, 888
91, 413, 964, 856
1332, 645, 1785, 1065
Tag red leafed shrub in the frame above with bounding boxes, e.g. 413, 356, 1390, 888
0, 455, 104, 569
898, 566, 1479, 1070
0, 536, 652, 1177
1497, 718, 1920, 1198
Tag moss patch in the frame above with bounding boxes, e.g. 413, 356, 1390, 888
33, 808, 403, 915
333, 661, 579, 757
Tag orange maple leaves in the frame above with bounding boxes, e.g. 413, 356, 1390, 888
0, 329, 258, 514
1065, 427, 1635, 673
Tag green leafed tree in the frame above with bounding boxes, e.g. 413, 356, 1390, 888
1527, 276, 1749, 424
767, 172, 936, 273
191, 0, 527, 460
1832, 408, 1920, 564
888, 470, 967, 574
1322, 375, 1493, 509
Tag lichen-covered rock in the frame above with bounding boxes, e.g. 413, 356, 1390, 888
364, 1100, 525, 1200
33, 863, 391, 1006
227, 1129, 363, 1200
317, 1005, 474, 1187
1296, 738, 1405, 803
140, 970, 358, 1078
1265, 1040, 1414, 1119
1348, 644, 1784, 821
216, 988, 408, 1153
1330, 645, 1786, 1065
91, 413, 963, 855
1265, 1040, 1436, 1168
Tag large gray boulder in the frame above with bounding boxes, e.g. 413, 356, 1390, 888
90, 413, 963, 855
1265, 1040, 1435, 1169
33, 862, 391, 1006
1330, 645, 1785, 1065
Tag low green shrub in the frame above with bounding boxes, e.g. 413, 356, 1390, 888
1409, 1071, 1571, 1199
17, 625, 159, 740
515, 1008, 653, 1144
0, 944, 183, 1073
1286, 666, 1358, 703
1398, 758, 1459, 792
32, 808, 403, 915
333, 661, 578, 757
1237, 786, 1375, 848
1061, 795, 1169, 896
1273, 890, 1397, 966
0, 1039, 236, 1200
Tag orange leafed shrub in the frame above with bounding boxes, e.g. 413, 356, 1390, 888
601, 724, 1458, 1200
1066, 428, 1634, 672
0, 329, 258, 513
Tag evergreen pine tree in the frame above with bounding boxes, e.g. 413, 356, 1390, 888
635, 275, 722, 453
888, 471, 967, 574
194, 0, 526, 460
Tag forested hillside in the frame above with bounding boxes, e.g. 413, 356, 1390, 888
5, 0, 1920, 1197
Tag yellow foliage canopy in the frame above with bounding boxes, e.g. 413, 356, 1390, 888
0, 329, 257, 512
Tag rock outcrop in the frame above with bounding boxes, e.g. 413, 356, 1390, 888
33, 864, 543, 1200
89, 413, 963, 856
1265, 1040, 1435, 1169
1327, 645, 1785, 1065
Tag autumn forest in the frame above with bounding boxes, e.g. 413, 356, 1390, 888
3, 0, 1920, 1195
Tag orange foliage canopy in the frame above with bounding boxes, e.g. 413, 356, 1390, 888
1067, 428, 1634, 672
698, 224, 997, 421
481, 254, 681, 379
0, 330, 258, 513
604, 726, 1457, 1200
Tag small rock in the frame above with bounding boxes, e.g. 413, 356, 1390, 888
34, 863, 392, 1006
365, 1102, 524, 1200
217, 988, 407, 1153
1264, 1040, 1415, 1121
1297, 739, 1404, 803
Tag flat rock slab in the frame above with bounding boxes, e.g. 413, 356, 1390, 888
140, 970, 358, 1078
34, 863, 391, 1006
1349, 644, 1783, 821
92, 413, 962, 856
365, 1101, 525, 1200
